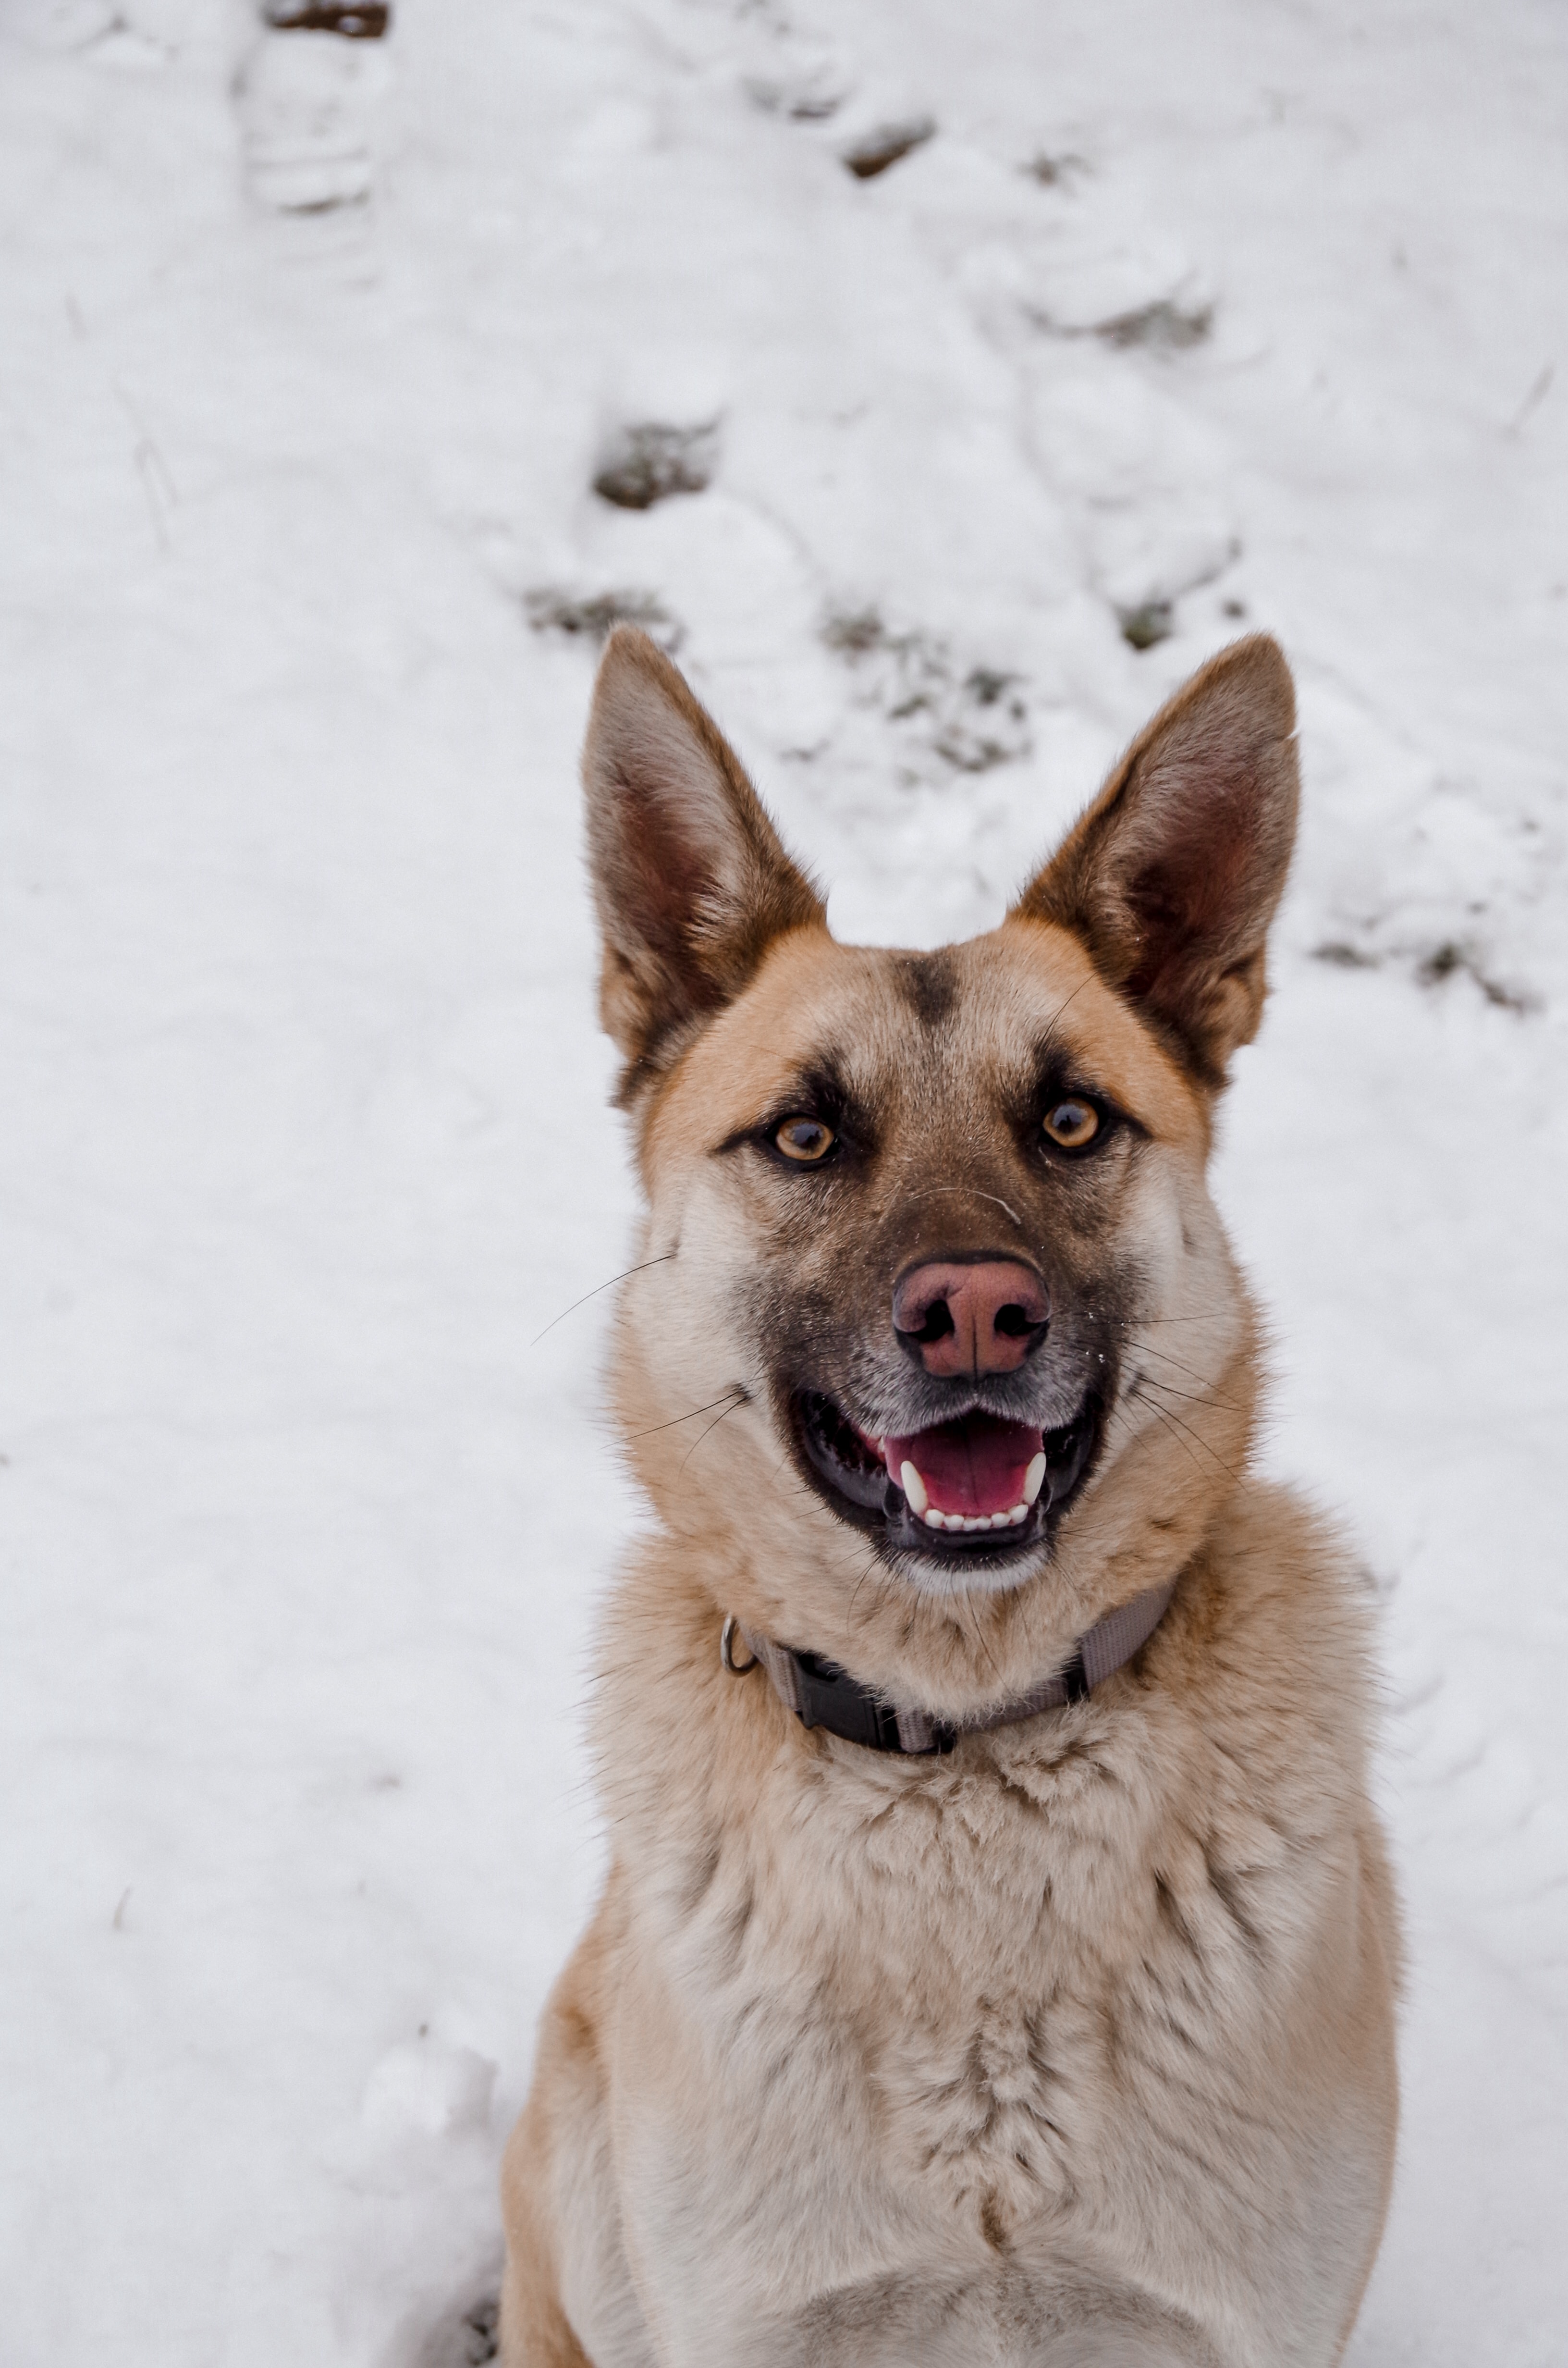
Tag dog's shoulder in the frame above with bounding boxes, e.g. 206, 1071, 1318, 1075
1162, 1478, 1384, 1808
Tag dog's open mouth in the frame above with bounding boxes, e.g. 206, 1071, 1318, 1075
792, 1390, 1102, 1560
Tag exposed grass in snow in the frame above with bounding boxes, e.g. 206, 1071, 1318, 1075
0, 2, 1565, 2364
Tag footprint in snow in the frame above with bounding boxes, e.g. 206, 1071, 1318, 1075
236, 2, 392, 215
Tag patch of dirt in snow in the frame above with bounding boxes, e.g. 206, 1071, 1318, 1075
820, 605, 1032, 781
591, 419, 721, 511
842, 114, 936, 179
524, 585, 684, 653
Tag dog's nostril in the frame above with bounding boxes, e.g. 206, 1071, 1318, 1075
893, 1258, 1049, 1373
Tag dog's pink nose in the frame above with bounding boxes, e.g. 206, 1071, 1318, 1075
892, 1260, 1050, 1378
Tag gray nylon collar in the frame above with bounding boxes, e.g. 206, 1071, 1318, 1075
722, 1581, 1175, 1756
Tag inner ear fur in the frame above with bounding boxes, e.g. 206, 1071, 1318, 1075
583, 627, 826, 1098
1013, 635, 1299, 1087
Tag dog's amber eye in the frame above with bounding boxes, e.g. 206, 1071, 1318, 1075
775, 1117, 836, 1164
1042, 1098, 1099, 1150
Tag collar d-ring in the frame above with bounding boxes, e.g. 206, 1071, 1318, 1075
721, 1614, 759, 1675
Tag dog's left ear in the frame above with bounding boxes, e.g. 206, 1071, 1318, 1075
583, 627, 826, 1098
1013, 635, 1299, 1087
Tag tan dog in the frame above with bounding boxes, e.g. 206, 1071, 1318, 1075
501, 628, 1399, 2367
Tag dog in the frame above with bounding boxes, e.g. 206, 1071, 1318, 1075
500, 626, 1399, 2366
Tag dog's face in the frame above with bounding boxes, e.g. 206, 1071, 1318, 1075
583, 629, 1298, 1639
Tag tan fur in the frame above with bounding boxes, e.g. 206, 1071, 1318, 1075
502, 633, 1399, 2367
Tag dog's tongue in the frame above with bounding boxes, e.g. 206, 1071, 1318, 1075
881, 1414, 1045, 1519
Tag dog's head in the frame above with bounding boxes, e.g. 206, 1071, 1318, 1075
583, 628, 1297, 1685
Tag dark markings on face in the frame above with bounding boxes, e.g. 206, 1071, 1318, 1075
891, 949, 959, 1032
694, 944, 1185, 1568
747, 1243, 1142, 1445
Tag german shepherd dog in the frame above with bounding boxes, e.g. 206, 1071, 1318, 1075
500, 628, 1399, 2367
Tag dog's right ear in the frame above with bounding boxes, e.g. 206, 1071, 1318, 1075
582, 628, 826, 1098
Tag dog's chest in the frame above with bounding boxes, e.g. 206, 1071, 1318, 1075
870, 1979, 1090, 2232
625, 1738, 1280, 2335
799, 1780, 1170, 2236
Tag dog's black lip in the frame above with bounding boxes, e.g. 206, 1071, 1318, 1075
789, 1386, 1104, 1561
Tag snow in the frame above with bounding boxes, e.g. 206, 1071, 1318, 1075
0, 1, 1564, 2361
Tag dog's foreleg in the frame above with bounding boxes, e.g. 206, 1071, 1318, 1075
498, 2067, 598, 2368
498, 2230, 592, 2368
502, 1899, 658, 2368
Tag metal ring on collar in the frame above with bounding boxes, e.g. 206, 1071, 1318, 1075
720, 1615, 758, 1676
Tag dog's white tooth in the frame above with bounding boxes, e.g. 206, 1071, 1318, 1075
959, 1515, 981, 1532
988, 1512, 1008, 1529
899, 1460, 929, 1516
1023, 1451, 1047, 1506
1007, 1504, 1028, 1524
922, 1505, 945, 1529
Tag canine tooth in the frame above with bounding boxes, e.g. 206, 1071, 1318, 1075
899, 1460, 929, 1516
1023, 1451, 1047, 1506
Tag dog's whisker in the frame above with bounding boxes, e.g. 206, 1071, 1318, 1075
1133, 1397, 1212, 1484
626, 1387, 749, 1442
1101, 1400, 1147, 1454
676, 1395, 751, 1478
1030, 973, 1096, 1067
1131, 1390, 1242, 1485
1120, 1339, 1226, 1388
1130, 1369, 1247, 1416
1109, 1312, 1229, 1328
530, 1252, 676, 1346
899, 1184, 1025, 1229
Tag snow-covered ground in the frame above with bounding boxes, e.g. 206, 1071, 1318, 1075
2, 1, 1565, 2361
